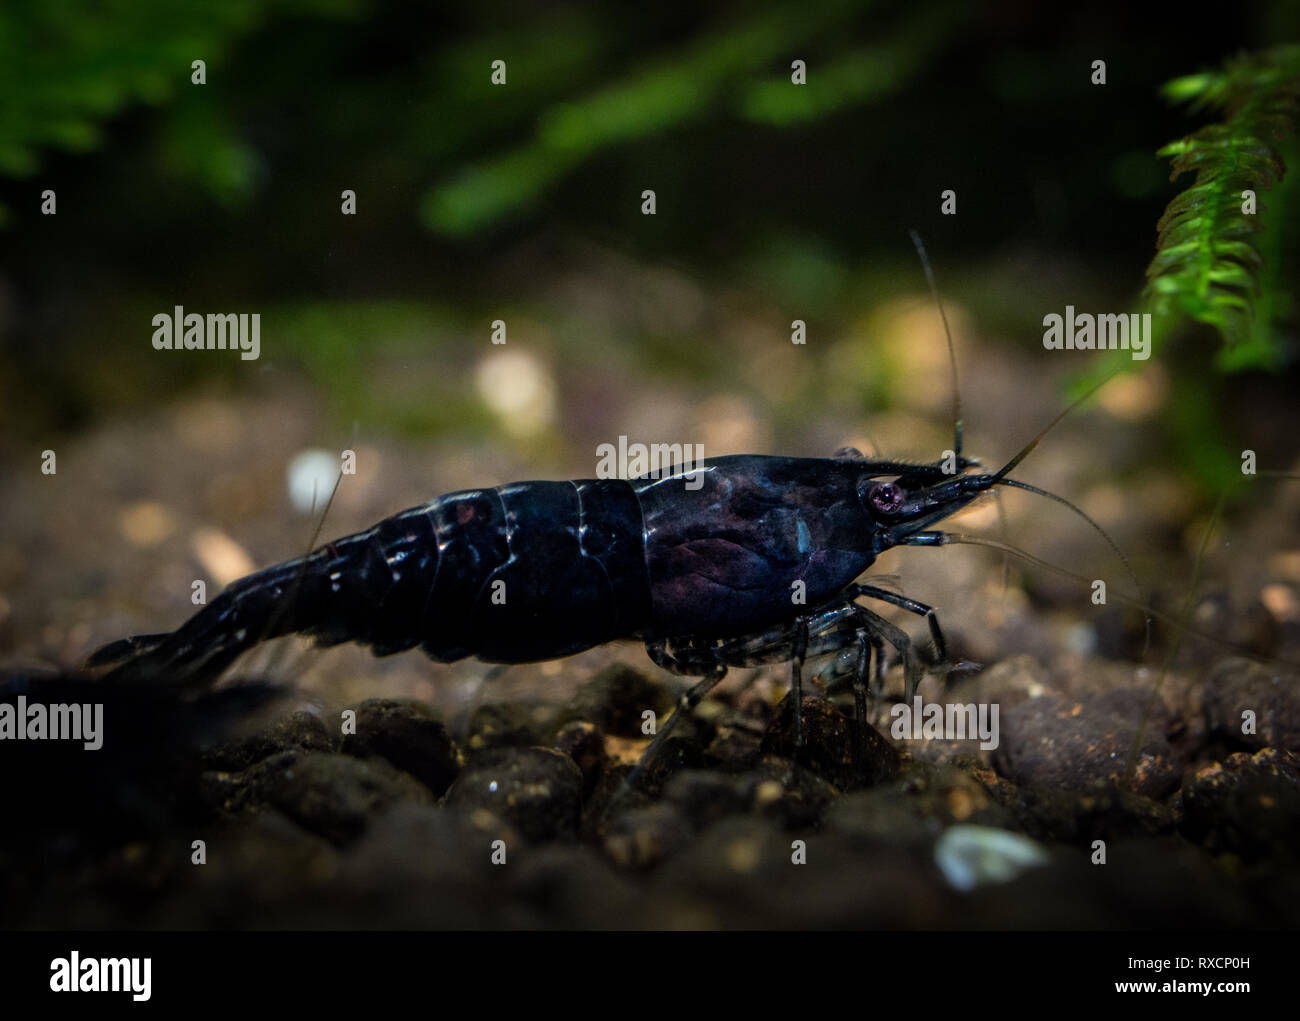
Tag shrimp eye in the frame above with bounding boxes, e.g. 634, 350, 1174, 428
868, 481, 905, 515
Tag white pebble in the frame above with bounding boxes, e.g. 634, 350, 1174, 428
287, 449, 342, 515
934, 825, 1050, 892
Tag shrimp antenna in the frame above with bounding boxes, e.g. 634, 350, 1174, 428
909, 229, 963, 461
990, 367, 1123, 482
939, 532, 1297, 668
997, 476, 1151, 655
978, 366, 1149, 652
258, 462, 346, 679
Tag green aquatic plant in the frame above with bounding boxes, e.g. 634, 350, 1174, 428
1144, 44, 1300, 370
419, 0, 967, 237
0, 0, 362, 222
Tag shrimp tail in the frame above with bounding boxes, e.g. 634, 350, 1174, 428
87, 553, 329, 686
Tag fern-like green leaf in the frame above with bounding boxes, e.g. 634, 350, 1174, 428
1144, 45, 1300, 366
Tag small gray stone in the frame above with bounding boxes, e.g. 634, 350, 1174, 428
1181, 748, 1300, 861
1203, 658, 1300, 752
702, 715, 765, 771
551, 720, 607, 796
209, 750, 433, 845
946, 654, 1055, 710
994, 689, 1186, 797
762, 694, 899, 790
202, 710, 335, 771
602, 802, 695, 870
464, 701, 543, 751
662, 769, 753, 827
444, 747, 585, 843
341, 698, 460, 796
561, 664, 674, 737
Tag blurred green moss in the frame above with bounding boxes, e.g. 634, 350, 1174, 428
0, 0, 1295, 504
0, 0, 361, 213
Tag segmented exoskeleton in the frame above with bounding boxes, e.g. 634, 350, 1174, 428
91, 238, 1130, 785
